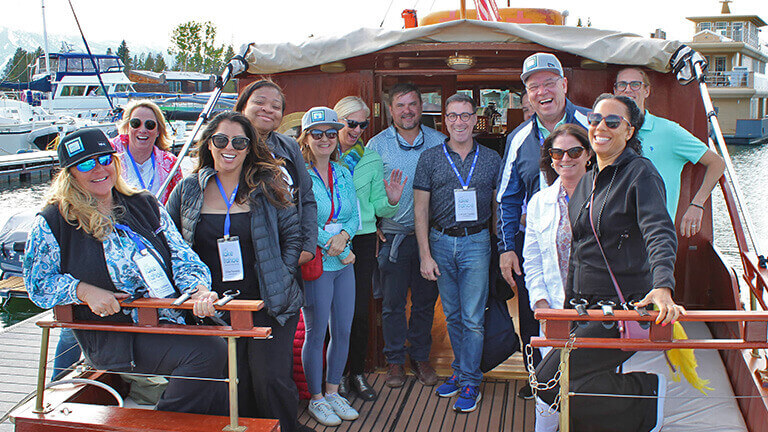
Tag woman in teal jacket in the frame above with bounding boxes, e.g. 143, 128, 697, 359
334, 96, 404, 401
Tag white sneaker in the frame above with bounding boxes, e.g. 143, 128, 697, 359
308, 398, 342, 426
325, 392, 359, 421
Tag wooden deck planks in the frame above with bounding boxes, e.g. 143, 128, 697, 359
298, 375, 534, 432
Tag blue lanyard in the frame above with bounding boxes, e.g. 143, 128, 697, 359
442, 143, 479, 191
114, 223, 148, 253
214, 175, 239, 238
126, 148, 156, 190
312, 163, 342, 222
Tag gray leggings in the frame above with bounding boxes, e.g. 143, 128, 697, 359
301, 265, 356, 395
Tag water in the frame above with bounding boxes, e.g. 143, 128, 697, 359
0, 146, 766, 328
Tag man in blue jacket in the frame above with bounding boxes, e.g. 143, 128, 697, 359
496, 53, 589, 395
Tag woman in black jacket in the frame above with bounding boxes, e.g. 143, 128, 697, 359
166, 112, 304, 431
534, 94, 685, 432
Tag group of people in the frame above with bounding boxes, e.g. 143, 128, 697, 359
22, 48, 725, 432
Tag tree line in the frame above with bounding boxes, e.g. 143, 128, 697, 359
2, 20, 236, 82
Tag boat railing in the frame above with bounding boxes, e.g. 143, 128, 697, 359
530, 308, 768, 432
30, 297, 272, 432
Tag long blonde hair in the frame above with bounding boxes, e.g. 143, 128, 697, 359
46, 157, 137, 240
118, 99, 171, 151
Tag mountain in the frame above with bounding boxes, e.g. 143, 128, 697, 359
0, 26, 170, 74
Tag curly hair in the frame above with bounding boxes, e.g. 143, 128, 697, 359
540, 123, 593, 186
118, 99, 172, 152
592, 93, 644, 156
47, 156, 137, 241
195, 111, 292, 208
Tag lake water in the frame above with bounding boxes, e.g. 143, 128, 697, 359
1, 145, 766, 328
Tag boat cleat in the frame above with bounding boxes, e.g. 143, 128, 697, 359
597, 300, 616, 329
570, 298, 589, 328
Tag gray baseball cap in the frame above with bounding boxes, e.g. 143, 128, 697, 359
521, 53, 564, 84
301, 107, 345, 132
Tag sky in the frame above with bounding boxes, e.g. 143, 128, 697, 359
1, 0, 767, 52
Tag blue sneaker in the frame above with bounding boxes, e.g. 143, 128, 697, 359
435, 373, 460, 397
453, 385, 482, 413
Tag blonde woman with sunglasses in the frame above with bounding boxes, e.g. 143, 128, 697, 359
111, 99, 182, 203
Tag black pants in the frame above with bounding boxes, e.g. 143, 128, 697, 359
515, 231, 541, 366
132, 333, 227, 415
237, 311, 300, 432
346, 233, 377, 375
535, 321, 661, 432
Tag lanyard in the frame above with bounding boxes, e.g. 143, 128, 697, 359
442, 143, 479, 191
394, 125, 424, 151
126, 147, 156, 190
114, 223, 148, 253
312, 162, 342, 222
214, 175, 239, 238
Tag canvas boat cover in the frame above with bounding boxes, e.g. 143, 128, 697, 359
241, 20, 683, 75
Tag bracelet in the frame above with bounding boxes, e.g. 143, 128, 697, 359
689, 202, 705, 210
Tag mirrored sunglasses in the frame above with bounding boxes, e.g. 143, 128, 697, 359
587, 112, 628, 129
211, 134, 250, 150
549, 146, 585, 160
309, 129, 338, 140
75, 154, 113, 173
614, 81, 644, 91
129, 118, 157, 131
345, 119, 369, 130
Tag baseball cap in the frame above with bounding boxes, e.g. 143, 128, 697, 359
521, 53, 564, 84
301, 107, 345, 132
57, 128, 116, 168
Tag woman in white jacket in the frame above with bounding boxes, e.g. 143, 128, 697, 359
523, 123, 592, 432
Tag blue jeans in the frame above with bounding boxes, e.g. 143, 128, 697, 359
52, 328, 81, 381
429, 228, 490, 387
378, 233, 439, 364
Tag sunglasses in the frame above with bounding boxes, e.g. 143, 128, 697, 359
308, 129, 338, 140
549, 146, 586, 160
75, 154, 113, 173
211, 134, 250, 150
614, 81, 644, 91
345, 119, 369, 130
587, 112, 629, 129
129, 118, 157, 131
445, 112, 474, 122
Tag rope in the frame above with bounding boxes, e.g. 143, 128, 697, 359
379, 0, 397, 27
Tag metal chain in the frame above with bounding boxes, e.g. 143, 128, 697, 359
525, 336, 576, 416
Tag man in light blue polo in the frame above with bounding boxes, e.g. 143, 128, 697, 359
367, 83, 446, 388
614, 67, 725, 238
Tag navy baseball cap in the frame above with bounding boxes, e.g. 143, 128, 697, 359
57, 128, 115, 169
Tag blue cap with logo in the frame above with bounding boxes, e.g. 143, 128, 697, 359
57, 128, 115, 168
301, 107, 345, 132
521, 52, 564, 84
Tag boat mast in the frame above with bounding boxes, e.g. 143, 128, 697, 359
460, 0, 467, 19
41, 0, 51, 76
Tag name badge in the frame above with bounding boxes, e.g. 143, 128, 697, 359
217, 236, 244, 282
454, 188, 478, 222
325, 222, 343, 236
133, 252, 175, 298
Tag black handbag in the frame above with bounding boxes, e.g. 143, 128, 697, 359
481, 238, 520, 372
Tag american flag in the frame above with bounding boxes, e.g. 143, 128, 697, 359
472, 0, 501, 21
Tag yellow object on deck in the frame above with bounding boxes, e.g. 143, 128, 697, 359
667, 322, 714, 394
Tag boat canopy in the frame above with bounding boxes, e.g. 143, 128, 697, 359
241, 20, 683, 75
0, 76, 52, 92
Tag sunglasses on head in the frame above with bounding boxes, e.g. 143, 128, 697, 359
614, 81, 644, 91
587, 112, 629, 129
129, 118, 157, 131
75, 154, 113, 173
549, 146, 586, 160
308, 129, 338, 140
345, 119, 369, 130
211, 134, 250, 150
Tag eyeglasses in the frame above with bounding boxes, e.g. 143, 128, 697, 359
344, 119, 369, 130
308, 129, 338, 140
75, 154, 113, 173
211, 134, 251, 150
549, 146, 586, 160
525, 77, 562, 93
587, 112, 629, 129
614, 81, 644, 91
129, 118, 157, 131
446, 112, 474, 122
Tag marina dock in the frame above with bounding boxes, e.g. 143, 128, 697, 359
0, 152, 57, 183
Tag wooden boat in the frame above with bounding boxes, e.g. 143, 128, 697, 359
5, 9, 768, 432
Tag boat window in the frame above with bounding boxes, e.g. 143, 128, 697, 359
82, 60, 96, 73
65, 58, 83, 72
86, 86, 104, 96
98, 58, 121, 72
61, 85, 86, 97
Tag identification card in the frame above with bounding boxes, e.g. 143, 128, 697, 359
133, 252, 175, 298
325, 222, 343, 236
454, 188, 478, 222
217, 236, 244, 282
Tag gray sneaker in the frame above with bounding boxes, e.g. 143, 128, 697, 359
308, 398, 342, 426
325, 393, 359, 421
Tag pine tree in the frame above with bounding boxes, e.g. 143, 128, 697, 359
144, 52, 155, 71
106, 47, 113, 55
153, 54, 167, 73
2, 47, 31, 82
116, 40, 130, 69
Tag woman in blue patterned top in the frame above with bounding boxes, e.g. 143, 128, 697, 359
23, 128, 226, 415
298, 107, 360, 426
